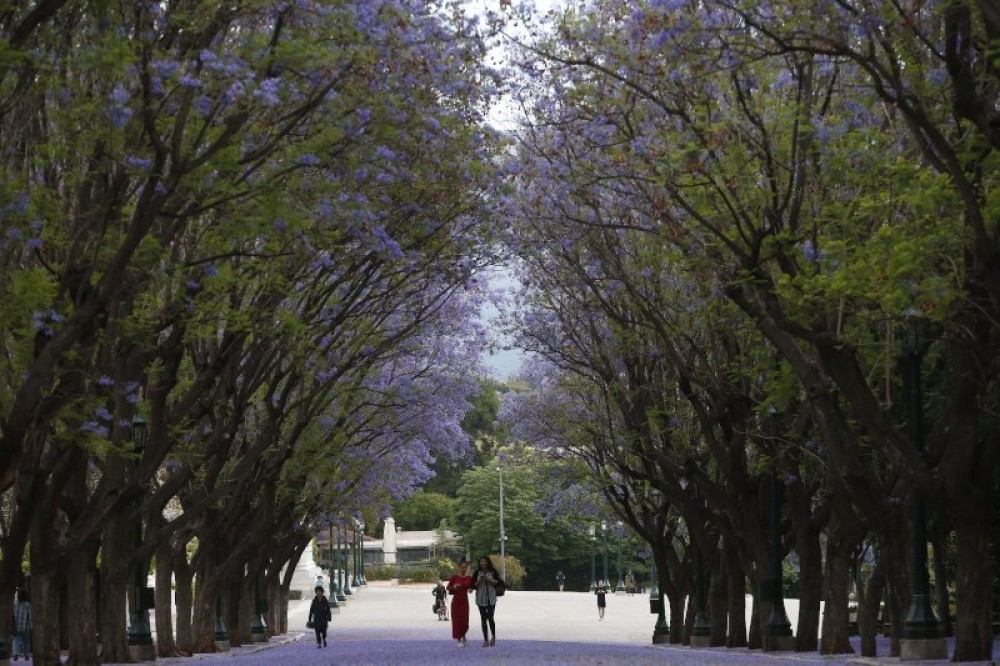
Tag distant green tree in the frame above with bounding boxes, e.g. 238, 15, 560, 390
452, 449, 591, 589
392, 491, 456, 532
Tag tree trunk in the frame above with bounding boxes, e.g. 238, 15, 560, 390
857, 560, 884, 657
724, 537, 746, 648
66, 542, 100, 665
795, 533, 822, 652
227, 580, 244, 648
666, 588, 685, 644
98, 471, 132, 664
882, 529, 909, 657
154, 536, 179, 657
682, 591, 695, 644
747, 591, 762, 650
30, 563, 63, 666
174, 551, 194, 653
952, 520, 994, 661
931, 534, 952, 637
191, 560, 220, 652
819, 527, 853, 654
709, 569, 728, 646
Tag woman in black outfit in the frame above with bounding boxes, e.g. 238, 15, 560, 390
472, 555, 502, 647
308, 585, 332, 648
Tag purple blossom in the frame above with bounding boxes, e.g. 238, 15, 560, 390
94, 407, 114, 422
179, 74, 203, 88
125, 155, 152, 170
275, 219, 287, 232
98, 375, 115, 387
254, 78, 281, 106
298, 153, 322, 166
82, 421, 110, 438
150, 59, 180, 78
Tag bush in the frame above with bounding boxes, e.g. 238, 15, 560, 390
365, 564, 398, 580
289, 589, 303, 600
490, 554, 525, 589
400, 566, 440, 583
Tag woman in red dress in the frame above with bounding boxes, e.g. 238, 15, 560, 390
446, 558, 472, 646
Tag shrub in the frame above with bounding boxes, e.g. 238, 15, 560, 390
490, 554, 525, 589
289, 589, 303, 600
365, 564, 398, 580
400, 566, 440, 583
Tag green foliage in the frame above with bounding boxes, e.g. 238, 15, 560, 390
392, 492, 456, 532
400, 567, 439, 583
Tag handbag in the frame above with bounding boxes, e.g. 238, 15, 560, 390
307, 620, 315, 629
495, 578, 506, 597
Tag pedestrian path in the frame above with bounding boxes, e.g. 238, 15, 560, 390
111, 586, 998, 665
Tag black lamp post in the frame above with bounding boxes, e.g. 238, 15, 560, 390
336, 527, 347, 601
900, 315, 947, 659
343, 523, 353, 596
250, 572, 267, 642
601, 520, 609, 585
691, 544, 712, 644
126, 415, 155, 659
328, 526, 339, 610
359, 521, 367, 585
588, 525, 597, 592
648, 553, 669, 642
615, 521, 625, 593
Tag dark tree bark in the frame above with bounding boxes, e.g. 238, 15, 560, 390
174, 548, 195, 653
856, 561, 885, 657
930, 532, 952, 637
66, 540, 100, 665
154, 533, 179, 657
952, 520, 994, 661
28, 541, 63, 666
98, 488, 133, 663
794, 528, 822, 652
820, 529, 854, 654
723, 536, 747, 648
747, 583, 762, 650
708, 568, 728, 646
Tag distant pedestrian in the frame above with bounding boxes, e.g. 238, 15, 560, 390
625, 571, 636, 596
556, 570, 566, 592
446, 558, 473, 646
12, 589, 30, 660
472, 555, 503, 647
595, 580, 608, 620
308, 585, 332, 648
432, 581, 448, 621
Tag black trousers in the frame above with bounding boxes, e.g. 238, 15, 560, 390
314, 623, 328, 643
478, 604, 495, 639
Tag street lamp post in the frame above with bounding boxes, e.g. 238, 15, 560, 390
328, 526, 339, 610
648, 553, 669, 643
900, 316, 947, 661
126, 415, 156, 661
615, 521, 625, 594
588, 525, 597, 592
497, 466, 506, 581
343, 523, 353, 596
352, 520, 360, 588
601, 520, 608, 585
359, 521, 367, 585
250, 571, 267, 642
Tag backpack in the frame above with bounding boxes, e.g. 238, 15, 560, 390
495, 578, 506, 597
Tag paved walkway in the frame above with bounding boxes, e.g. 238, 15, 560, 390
113, 585, 997, 665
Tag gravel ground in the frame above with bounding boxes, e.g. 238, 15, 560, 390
101, 586, 997, 665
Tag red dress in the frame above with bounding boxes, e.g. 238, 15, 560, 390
446, 574, 472, 640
